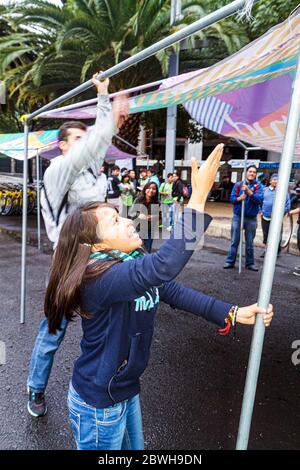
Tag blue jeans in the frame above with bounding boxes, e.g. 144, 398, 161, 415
68, 383, 144, 450
27, 317, 69, 393
170, 201, 182, 227
161, 203, 172, 227
226, 214, 257, 267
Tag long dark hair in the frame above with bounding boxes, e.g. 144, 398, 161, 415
137, 182, 158, 206
45, 201, 121, 334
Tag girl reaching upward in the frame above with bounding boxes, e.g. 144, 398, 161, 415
45, 144, 273, 450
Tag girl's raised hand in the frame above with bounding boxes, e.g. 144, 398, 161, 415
187, 143, 224, 212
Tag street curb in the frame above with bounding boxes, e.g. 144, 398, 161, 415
206, 220, 299, 256
0, 225, 52, 253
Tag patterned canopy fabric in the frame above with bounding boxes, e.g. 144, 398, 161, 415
0, 130, 136, 161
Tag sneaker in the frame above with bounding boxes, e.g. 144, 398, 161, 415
294, 266, 300, 272
27, 389, 47, 417
293, 270, 300, 276
166, 226, 172, 232
246, 265, 259, 272
223, 263, 235, 269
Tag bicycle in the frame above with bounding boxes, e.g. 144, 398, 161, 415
0, 183, 37, 216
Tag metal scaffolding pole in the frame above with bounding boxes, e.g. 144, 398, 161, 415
115, 135, 149, 159
236, 46, 300, 449
239, 149, 248, 274
165, 0, 181, 176
36, 150, 41, 251
20, 121, 29, 324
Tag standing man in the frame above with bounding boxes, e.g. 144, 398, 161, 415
224, 165, 263, 271
107, 165, 122, 211
27, 74, 129, 417
137, 168, 148, 192
261, 173, 290, 257
128, 169, 138, 192
159, 173, 174, 228
170, 171, 184, 229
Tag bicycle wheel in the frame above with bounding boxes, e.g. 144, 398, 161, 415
1, 195, 14, 216
0, 195, 6, 215
281, 213, 293, 248
27, 195, 36, 214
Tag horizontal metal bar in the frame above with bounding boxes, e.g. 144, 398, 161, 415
39, 79, 164, 118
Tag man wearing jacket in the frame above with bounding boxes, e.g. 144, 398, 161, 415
261, 173, 290, 256
27, 74, 129, 418
170, 172, 184, 229
224, 165, 263, 271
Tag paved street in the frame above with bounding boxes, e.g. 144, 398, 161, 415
0, 229, 299, 450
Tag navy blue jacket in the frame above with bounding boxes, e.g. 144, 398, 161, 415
72, 209, 232, 408
230, 180, 263, 218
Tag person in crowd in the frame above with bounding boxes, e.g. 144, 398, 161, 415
170, 172, 184, 230
130, 181, 159, 253
27, 74, 129, 418
121, 167, 128, 177
289, 197, 300, 276
146, 168, 160, 191
260, 173, 290, 257
107, 165, 122, 211
261, 176, 270, 187
219, 175, 234, 201
120, 174, 135, 218
290, 180, 300, 207
159, 173, 174, 228
44, 144, 273, 450
128, 169, 138, 192
208, 182, 221, 202
137, 168, 148, 192
157, 172, 164, 186
224, 165, 263, 271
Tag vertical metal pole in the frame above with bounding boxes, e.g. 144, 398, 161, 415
165, 0, 181, 176
238, 149, 248, 274
199, 126, 203, 163
20, 121, 29, 323
236, 46, 300, 450
36, 150, 41, 251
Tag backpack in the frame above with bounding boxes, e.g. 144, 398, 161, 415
41, 166, 96, 227
41, 183, 69, 227
183, 184, 192, 199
